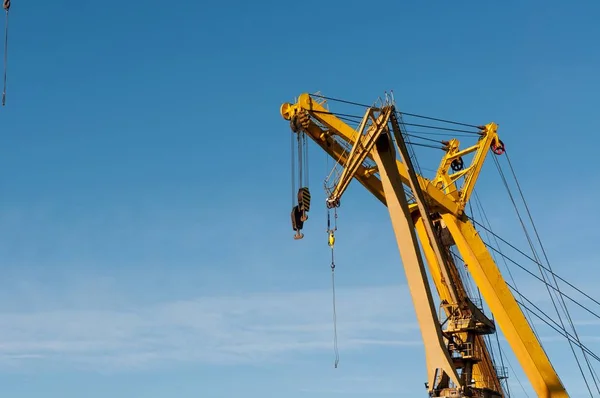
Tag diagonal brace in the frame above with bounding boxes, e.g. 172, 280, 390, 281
326, 106, 392, 208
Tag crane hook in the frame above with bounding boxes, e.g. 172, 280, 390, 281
328, 230, 335, 249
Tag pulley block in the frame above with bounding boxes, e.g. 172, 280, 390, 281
297, 187, 311, 221
326, 197, 340, 209
491, 139, 505, 155
451, 157, 464, 172
290, 116, 301, 133
291, 205, 305, 240
289, 110, 311, 133
297, 109, 311, 129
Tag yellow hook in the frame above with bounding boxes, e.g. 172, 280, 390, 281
328, 231, 335, 248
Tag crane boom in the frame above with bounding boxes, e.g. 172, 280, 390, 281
369, 113, 461, 390
280, 92, 569, 397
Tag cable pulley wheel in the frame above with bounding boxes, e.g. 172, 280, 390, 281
491, 140, 505, 155
451, 157, 464, 171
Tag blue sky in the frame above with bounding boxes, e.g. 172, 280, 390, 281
0, 0, 599, 397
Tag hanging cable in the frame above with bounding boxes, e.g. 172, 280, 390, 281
327, 207, 339, 368
479, 151, 597, 395
289, 118, 311, 240
451, 252, 600, 364
512, 291, 600, 362
469, 217, 600, 310
503, 150, 600, 394
303, 131, 309, 188
490, 153, 592, 394
297, 132, 303, 190
291, 127, 296, 208
491, 317, 512, 397
2, 0, 9, 106
499, 344, 531, 397
479, 238, 600, 321
472, 191, 542, 339
469, 183, 600, 394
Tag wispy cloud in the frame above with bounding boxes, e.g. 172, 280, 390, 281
0, 276, 594, 374
0, 284, 420, 372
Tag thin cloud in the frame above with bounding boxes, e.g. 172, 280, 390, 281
0, 284, 419, 371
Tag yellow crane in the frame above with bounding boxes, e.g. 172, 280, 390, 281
280, 92, 597, 397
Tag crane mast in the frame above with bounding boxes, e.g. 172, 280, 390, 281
280, 93, 569, 398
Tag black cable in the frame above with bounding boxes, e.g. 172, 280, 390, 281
482, 242, 600, 321
309, 105, 481, 135
308, 93, 483, 129
406, 129, 478, 138
452, 250, 600, 360
504, 150, 600, 394
513, 293, 600, 363
400, 121, 480, 135
471, 190, 533, 397
406, 142, 444, 150
2, 7, 8, 106
309, 93, 374, 109
453, 251, 600, 367
297, 133, 303, 193
335, 115, 477, 140
337, 115, 363, 126
397, 111, 483, 130
500, 343, 530, 397
486, 155, 591, 394
315, 111, 480, 155
310, 109, 365, 121
507, 278, 599, 362
455, 214, 597, 393
472, 192, 542, 339
469, 217, 600, 311
404, 132, 445, 145
493, 326, 511, 397
291, 129, 296, 207
393, 110, 436, 215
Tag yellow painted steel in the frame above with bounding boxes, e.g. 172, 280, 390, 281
326, 107, 392, 208
281, 94, 461, 215
389, 112, 461, 308
371, 133, 461, 390
442, 213, 568, 398
432, 125, 501, 208
415, 217, 502, 393
280, 92, 569, 397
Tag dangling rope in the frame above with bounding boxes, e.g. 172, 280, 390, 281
327, 207, 339, 368
2, 0, 9, 106
291, 128, 296, 208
